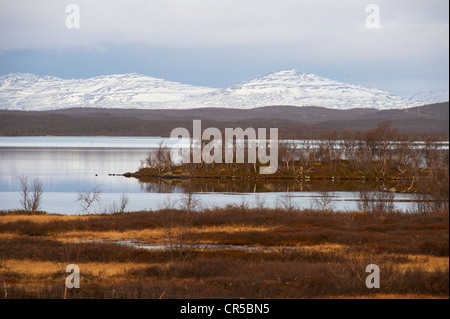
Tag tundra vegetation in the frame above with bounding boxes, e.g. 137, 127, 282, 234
0, 205, 448, 299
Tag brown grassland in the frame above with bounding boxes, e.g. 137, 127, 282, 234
0, 207, 448, 299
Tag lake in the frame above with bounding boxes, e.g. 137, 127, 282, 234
0, 136, 419, 214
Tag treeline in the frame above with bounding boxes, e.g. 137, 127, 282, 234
140, 123, 449, 212
143, 122, 448, 179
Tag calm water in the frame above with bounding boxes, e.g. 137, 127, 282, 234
0, 136, 416, 214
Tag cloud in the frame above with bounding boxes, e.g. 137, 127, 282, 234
0, 0, 447, 96
0, 0, 447, 53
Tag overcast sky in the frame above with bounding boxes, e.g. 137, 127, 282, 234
0, 0, 448, 97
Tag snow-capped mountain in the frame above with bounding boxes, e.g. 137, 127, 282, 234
410, 90, 449, 105
0, 73, 215, 111
185, 70, 418, 110
0, 70, 444, 111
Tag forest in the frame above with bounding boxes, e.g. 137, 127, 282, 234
0, 103, 448, 139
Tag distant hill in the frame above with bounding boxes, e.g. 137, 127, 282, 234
410, 90, 449, 104
0, 103, 447, 138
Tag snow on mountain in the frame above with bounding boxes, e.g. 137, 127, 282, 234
410, 90, 449, 105
0, 73, 215, 111
184, 70, 418, 110
0, 70, 438, 111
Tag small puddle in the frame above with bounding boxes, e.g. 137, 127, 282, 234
113, 240, 291, 253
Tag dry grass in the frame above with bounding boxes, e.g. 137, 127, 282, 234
47, 225, 271, 244
0, 214, 96, 224
2, 259, 153, 277
397, 255, 449, 273
0, 208, 448, 299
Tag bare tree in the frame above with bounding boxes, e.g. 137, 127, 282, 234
146, 141, 171, 172
278, 140, 297, 172
296, 140, 313, 177
276, 192, 296, 212
254, 194, 267, 210
179, 189, 201, 214
77, 186, 101, 215
422, 139, 440, 171
311, 191, 336, 212
318, 134, 343, 175
160, 196, 197, 258
18, 176, 43, 212
29, 179, 43, 211
366, 122, 397, 179
108, 193, 129, 214
357, 188, 395, 213
372, 191, 395, 213
18, 176, 29, 211
239, 195, 250, 210
357, 188, 373, 212
342, 138, 358, 169
408, 192, 434, 214
119, 193, 129, 213
158, 196, 177, 210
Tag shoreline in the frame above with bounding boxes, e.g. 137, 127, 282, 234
124, 171, 412, 182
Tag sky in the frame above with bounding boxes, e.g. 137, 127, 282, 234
0, 0, 448, 97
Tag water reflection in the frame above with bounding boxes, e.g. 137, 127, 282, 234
0, 147, 148, 192
136, 178, 403, 194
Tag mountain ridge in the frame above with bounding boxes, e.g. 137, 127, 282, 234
0, 70, 447, 111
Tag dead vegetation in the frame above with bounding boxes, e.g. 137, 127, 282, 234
0, 207, 448, 299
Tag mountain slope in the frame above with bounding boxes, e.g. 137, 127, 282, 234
0, 70, 445, 111
410, 90, 449, 104
185, 70, 422, 110
0, 73, 215, 111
